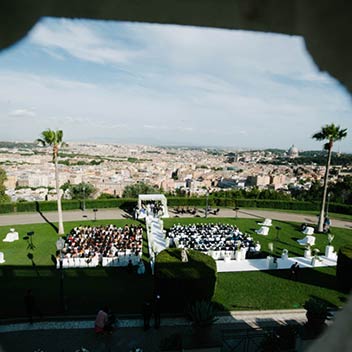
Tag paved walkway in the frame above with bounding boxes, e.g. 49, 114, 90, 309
0, 310, 307, 352
0, 207, 351, 229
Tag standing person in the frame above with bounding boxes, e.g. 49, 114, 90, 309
143, 300, 152, 331
24, 289, 35, 324
95, 306, 108, 333
290, 262, 299, 280
154, 294, 161, 329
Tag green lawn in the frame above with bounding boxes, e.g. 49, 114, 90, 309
235, 207, 352, 222
0, 217, 351, 318
214, 267, 348, 311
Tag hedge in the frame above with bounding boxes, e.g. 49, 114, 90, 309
336, 245, 352, 291
1, 197, 352, 216
155, 248, 217, 312
0, 203, 15, 213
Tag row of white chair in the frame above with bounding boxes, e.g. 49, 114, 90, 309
102, 254, 141, 267
56, 257, 99, 269
56, 253, 142, 269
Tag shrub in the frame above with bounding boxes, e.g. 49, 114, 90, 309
0, 203, 15, 213
155, 248, 217, 312
16, 201, 37, 212
336, 245, 352, 291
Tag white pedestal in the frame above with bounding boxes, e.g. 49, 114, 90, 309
224, 256, 231, 263
304, 249, 311, 259
240, 248, 247, 260
311, 257, 317, 267
235, 251, 242, 261
0, 252, 5, 263
281, 254, 288, 260
159, 220, 164, 231
267, 256, 273, 269
325, 245, 334, 259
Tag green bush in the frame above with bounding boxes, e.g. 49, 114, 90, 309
0, 203, 15, 213
336, 245, 352, 291
155, 248, 217, 312
16, 201, 37, 212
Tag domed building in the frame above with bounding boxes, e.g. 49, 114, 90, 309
288, 145, 299, 158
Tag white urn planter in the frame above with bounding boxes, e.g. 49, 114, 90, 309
325, 245, 334, 259
304, 249, 312, 259
281, 250, 288, 260
267, 256, 274, 269
235, 251, 242, 261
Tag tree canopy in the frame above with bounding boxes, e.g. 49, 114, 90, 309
0, 167, 10, 203
61, 182, 96, 200
122, 182, 160, 198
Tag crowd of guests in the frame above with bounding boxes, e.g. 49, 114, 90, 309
167, 223, 260, 255
60, 224, 143, 262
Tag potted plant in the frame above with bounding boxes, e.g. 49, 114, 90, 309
303, 297, 327, 333
187, 300, 217, 328
186, 300, 218, 347
325, 234, 335, 258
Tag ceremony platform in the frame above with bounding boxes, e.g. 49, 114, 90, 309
216, 255, 338, 273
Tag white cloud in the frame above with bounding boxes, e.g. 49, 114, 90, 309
9, 108, 36, 117
29, 18, 140, 65
0, 19, 351, 151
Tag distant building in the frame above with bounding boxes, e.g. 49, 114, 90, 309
246, 175, 270, 187
288, 145, 299, 158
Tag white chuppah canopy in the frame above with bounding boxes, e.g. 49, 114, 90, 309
137, 194, 169, 218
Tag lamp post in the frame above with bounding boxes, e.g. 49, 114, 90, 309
93, 208, 98, 221
56, 237, 65, 313
326, 192, 331, 218
82, 185, 86, 211
205, 189, 209, 218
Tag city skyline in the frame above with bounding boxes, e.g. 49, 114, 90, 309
0, 17, 351, 151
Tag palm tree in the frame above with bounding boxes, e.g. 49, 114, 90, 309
312, 123, 347, 232
37, 129, 66, 235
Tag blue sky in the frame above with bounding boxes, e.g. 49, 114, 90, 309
0, 17, 351, 151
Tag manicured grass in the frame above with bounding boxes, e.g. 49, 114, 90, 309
238, 207, 352, 222
214, 267, 349, 311
0, 217, 351, 318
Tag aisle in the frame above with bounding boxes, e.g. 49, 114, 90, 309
150, 217, 167, 253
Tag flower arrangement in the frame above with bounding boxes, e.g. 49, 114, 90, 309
268, 242, 274, 254
328, 234, 334, 245
311, 248, 322, 265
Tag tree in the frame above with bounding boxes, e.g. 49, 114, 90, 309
0, 167, 10, 203
312, 123, 347, 232
70, 182, 96, 200
37, 129, 66, 235
122, 182, 160, 198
